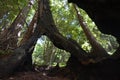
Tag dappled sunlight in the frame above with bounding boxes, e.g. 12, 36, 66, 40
32, 36, 70, 67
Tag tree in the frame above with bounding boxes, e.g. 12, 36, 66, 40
0, 0, 120, 80
68, 0, 120, 56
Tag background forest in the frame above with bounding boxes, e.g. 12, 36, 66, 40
0, 0, 118, 67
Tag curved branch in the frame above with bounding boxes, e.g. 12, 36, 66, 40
73, 4, 109, 59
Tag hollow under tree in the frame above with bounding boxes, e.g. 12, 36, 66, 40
0, 0, 120, 80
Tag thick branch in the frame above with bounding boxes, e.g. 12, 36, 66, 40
19, 12, 38, 46
37, 0, 91, 62
73, 4, 109, 59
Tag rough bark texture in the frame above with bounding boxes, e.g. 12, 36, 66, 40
0, 30, 41, 78
0, 4, 31, 50
73, 4, 109, 59
0, 11, 42, 78
19, 12, 38, 46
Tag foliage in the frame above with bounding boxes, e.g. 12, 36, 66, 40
0, 49, 13, 57
50, 0, 118, 52
0, 0, 29, 25
32, 36, 70, 67
0, 0, 119, 66
32, 0, 119, 66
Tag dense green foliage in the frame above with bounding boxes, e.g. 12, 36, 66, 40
0, 0, 29, 27
32, 36, 70, 67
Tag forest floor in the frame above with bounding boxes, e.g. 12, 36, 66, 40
2, 71, 69, 80
1, 66, 70, 80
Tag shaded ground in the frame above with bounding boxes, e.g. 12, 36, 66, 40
1, 57, 120, 80
2, 71, 69, 80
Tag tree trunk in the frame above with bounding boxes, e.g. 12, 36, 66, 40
0, 10, 42, 78
18, 12, 38, 46
73, 4, 109, 59
0, 3, 32, 50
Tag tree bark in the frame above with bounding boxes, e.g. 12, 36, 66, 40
18, 12, 38, 46
0, 9, 41, 78
0, 3, 32, 50
73, 4, 109, 60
